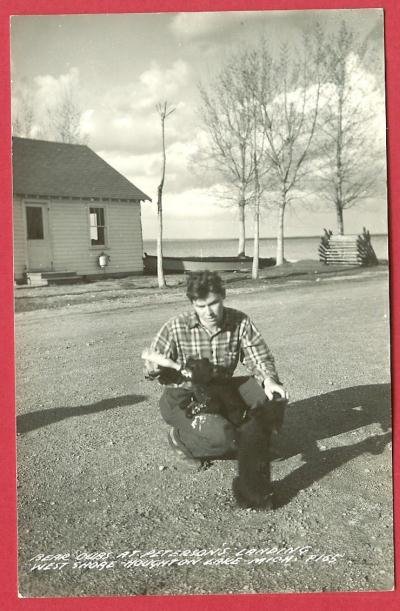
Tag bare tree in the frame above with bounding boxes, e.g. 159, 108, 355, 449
155, 102, 175, 289
12, 77, 87, 144
45, 81, 86, 144
241, 51, 271, 279
316, 21, 385, 234
12, 82, 35, 137
199, 56, 261, 257
254, 32, 324, 265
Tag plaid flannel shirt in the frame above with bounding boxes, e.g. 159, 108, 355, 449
149, 306, 279, 386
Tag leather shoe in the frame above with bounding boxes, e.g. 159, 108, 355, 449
167, 428, 212, 471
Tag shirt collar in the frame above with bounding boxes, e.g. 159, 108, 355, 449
188, 307, 233, 331
188, 310, 200, 329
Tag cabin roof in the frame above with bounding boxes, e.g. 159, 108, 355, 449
12, 137, 151, 202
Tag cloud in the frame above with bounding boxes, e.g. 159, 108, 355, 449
170, 12, 237, 39
12, 67, 85, 138
169, 10, 288, 40
82, 60, 194, 155
140, 185, 240, 240
102, 60, 190, 113
96, 150, 159, 199
82, 109, 162, 155
33, 67, 81, 114
162, 186, 236, 218
139, 60, 189, 107
320, 53, 386, 143
97, 136, 222, 202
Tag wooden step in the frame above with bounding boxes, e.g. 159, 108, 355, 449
25, 270, 83, 286
330, 235, 360, 242
319, 230, 378, 267
47, 274, 83, 285
25, 272, 48, 287
41, 271, 78, 279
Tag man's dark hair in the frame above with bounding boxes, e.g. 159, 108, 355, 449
186, 270, 226, 301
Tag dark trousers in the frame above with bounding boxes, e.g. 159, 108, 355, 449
159, 376, 284, 459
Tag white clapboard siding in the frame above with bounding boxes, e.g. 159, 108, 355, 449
13, 196, 28, 279
107, 200, 143, 272
49, 198, 143, 274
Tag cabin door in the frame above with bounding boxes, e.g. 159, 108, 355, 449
24, 203, 52, 271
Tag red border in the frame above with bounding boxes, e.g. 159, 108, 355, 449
0, 1, 398, 610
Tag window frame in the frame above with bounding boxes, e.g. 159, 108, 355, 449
88, 205, 108, 249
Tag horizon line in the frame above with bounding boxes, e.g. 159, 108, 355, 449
143, 233, 389, 241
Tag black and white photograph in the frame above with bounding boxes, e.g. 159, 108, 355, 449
11, 8, 392, 597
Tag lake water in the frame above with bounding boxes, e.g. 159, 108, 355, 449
144, 234, 389, 262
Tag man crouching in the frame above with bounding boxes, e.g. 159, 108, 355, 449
143, 270, 288, 507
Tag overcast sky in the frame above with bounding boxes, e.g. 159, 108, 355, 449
11, 9, 387, 240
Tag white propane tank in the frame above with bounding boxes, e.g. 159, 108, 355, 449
98, 252, 110, 269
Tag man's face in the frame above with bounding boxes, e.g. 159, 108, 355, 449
192, 292, 224, 329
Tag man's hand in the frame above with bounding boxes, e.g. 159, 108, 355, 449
262, 378, 288, 401
141, 348, 181, 371
141, 349, 193, 382
143, 358, 161, 376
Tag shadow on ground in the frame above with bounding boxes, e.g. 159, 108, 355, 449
17, 394, 147, 434
271, 383, 392, 507
16, 384, 392, 510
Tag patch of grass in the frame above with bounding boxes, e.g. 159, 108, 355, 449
219, 260, 387, 287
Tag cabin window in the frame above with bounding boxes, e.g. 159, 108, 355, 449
89, 207, 106, 246
26, 206, 44, 240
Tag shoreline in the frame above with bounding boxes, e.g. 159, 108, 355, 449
146, 233, 389, 241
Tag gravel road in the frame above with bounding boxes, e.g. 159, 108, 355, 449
15, 272, 393, 597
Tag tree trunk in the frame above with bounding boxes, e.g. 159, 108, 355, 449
156, 107, 167, 289
275, 200, 286, 266
252, 150, 260, 279
335, 83, 345, 237
252, 210, 260, 279
238, 197, 246, 257
336, 205, 344, 235
157, 189, 166, 288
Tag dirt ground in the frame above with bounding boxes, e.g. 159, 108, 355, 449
14, 260, 388, 314
15, 269, 393, 597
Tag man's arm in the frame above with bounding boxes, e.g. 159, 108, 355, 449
240, 317, 288, 400
143, 320, 178, 377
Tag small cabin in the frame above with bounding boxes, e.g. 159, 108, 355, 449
12, 137, 151, 284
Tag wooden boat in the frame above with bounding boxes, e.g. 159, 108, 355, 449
143, 253, 276, 274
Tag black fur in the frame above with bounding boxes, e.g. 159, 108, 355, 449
156, 357, 247, 427
183, 357, 247, 426
152, 357, 286, 508
233, 397, 287, 509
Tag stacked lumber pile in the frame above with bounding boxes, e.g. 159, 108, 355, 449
319, 228, 379, 266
